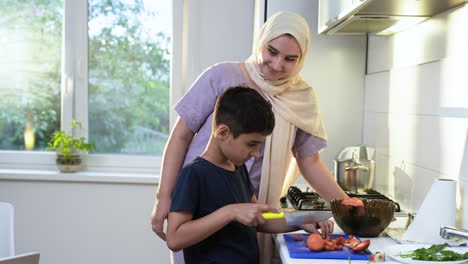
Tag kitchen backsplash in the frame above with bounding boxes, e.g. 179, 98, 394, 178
363, 4, 468, 227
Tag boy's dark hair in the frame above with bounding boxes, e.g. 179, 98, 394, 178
213, 86, 275, 138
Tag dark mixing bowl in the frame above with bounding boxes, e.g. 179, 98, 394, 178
331, 199, 395, 237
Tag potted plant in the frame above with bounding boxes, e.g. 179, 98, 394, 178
46, 119, 96, 173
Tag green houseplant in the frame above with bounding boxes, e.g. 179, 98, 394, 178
46, 119, 96, 172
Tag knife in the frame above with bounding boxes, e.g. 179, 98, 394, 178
261, 211, 332, 225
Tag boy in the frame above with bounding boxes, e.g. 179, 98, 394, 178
166, 86, 320, 264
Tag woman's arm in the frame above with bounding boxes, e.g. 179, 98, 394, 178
151, 118, 195, 240
166, 203, 274, 252
296, 152, 349, 201
258, 152, 346, 238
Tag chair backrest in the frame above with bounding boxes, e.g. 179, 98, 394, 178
0, 252, 40, 264
0, 202, 14, 258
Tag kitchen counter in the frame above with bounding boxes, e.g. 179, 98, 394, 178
274, 218, 407, 263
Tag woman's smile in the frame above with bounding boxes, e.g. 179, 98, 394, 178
259, 35, 301, 81
267, 66, 280, 75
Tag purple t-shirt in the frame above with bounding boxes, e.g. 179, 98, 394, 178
175, 62, 327, 195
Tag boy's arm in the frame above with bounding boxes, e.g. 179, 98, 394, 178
166, 203, 275, 252
251, 195, 298, 233
253, 196, 334, 237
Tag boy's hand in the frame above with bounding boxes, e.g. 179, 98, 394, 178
300, 219, 334, 239
228, 203, 277, 227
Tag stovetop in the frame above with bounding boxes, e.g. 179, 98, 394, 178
283, 186, 401, 212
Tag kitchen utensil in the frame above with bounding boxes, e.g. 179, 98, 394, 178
331, 198, 394, 237
261, 211, 332, 225
283, 233, 371, 260
336, 145, 374, 161
334, 145, 375, 193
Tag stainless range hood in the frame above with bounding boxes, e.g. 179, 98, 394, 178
319, 0, 468, 35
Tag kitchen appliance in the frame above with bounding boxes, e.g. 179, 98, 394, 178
319, 0, 468, 35
285, 186, 401, 213
262, 211, 332, 225
334, 145, 375, 194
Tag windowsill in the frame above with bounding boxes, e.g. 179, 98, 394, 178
0, 169, 159, 185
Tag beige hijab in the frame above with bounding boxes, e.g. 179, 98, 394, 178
246, 11, 327, 206
245, 11, 327, 264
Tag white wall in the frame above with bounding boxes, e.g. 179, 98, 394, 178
170, 0, 255, 127
177, 0, 255, 95
0, 178, 166, 264
266, 0, 367, 173
364, 4, 468, 226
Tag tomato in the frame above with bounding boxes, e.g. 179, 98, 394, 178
352, 240, 370, 253
306, 233, 324, 251
344, 236, 361, 249
332, 236, 345, 246
324, 244, 335, 251
341, 197, 364, 207
294, 234, 302, 241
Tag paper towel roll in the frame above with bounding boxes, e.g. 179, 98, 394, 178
401, 178, 456, 244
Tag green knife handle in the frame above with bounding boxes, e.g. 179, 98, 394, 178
261, 211, 285, 220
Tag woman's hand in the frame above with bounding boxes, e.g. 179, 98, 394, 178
151, 196, 172, 241
300, 219, 334, 239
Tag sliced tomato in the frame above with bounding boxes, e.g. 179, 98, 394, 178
344, 236, 361, 249
294, 234, 302, 241
332, 236, 346, 245
352, 240, 370, 253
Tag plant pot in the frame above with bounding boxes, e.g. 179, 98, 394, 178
56, 153, 82, 173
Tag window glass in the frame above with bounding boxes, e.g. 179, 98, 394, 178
0, 0, 62, 151
88, 0, 171, 155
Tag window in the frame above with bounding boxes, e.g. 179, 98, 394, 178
88, 0, 171, 155
0, 0, 172, 173
0, 0, 62, 151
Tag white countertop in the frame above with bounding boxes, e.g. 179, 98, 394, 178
274, 218, 407, 264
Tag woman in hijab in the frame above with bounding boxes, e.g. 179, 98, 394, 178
151, 11, 348, 264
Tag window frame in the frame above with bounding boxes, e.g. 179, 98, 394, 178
0, 0, 181, 175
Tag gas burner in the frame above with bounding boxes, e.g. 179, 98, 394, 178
285, 186, 401, 212
346, 190, 390, 199
286, 186, 330, 211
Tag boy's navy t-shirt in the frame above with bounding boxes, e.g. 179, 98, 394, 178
170, 157, 259, 264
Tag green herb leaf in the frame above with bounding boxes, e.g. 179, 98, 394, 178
397, 243, 468, 261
